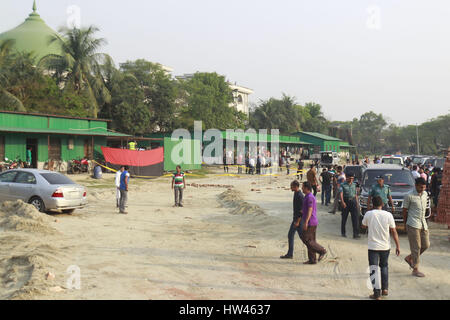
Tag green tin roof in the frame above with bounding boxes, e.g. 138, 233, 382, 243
298, 132, 342, 141
0, 1, 61, 63
0, 126, 131, 137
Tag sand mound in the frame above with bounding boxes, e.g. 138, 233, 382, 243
0, 201, 57, 234
0, 201, 63, 299
218, 190, 265, 215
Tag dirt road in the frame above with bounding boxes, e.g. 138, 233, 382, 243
1, 170, 449, 300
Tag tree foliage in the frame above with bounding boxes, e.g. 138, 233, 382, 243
179, 72, 247, 131
39, 26, 111, 117
249, 95, 329, 135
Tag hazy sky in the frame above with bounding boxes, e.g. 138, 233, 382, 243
2, 0, 450, 125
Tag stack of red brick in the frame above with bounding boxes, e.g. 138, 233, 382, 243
436, 148, 450, 227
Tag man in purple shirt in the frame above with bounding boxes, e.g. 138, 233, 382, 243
301, 182, 327, 264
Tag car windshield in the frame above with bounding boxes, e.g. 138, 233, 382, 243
412, 157, 425, 164
382, 158, 402, 165
321, 154, 332, 162
40, 173, 75, 185
344, 166, 362, 180
363, 170, 414, 188
435, 159, 444, 168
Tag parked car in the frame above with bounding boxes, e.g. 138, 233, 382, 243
359, 164, 431, 225
424, 157, 445, 170
411, 156, 431, 166
0, 169, 87, 213
320, 151, 339, 168
381, 155, 404, 166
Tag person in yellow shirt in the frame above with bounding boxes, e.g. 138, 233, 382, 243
128, 141, 137, 150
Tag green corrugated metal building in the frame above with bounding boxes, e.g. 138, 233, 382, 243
0, 111, 130, 169
293, 132, 354, 153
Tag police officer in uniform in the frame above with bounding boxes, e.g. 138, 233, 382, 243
339, 173, 361, 239
368, 175, 394, 213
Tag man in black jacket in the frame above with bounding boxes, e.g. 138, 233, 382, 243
280, 180, 304, 259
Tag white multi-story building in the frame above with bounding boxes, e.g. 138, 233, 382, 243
229, 83, 253, 115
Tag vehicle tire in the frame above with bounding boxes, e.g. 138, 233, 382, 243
29, 196, 46, 213
62, 209, 75, 214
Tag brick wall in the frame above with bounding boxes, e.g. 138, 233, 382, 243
436, 148, 450, 227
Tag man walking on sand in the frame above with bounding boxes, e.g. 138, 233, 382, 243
300, 182, 327, 264
119, 166, 130, 214
280, 180, 304, 259
115, 166, 124, 208
362, 196, 400, 300
172, 165, 186, 207
403, 178, 430, 278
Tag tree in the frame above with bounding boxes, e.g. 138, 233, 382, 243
358, 111, 387, 154
96, 61, 151, 135
119, 59, 179, 132
249, 95, 329, 135
180, 72, 247, 130
250, 94, 300, 134
39, 26, 111, 117
0, 39, 26, 111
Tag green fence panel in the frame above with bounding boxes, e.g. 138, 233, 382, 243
163, 137, 201, 172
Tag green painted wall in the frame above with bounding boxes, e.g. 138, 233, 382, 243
163, 137, 201, 172
1, 133, 108, 162
0, 113, 47, 129
0, 113, 108, 131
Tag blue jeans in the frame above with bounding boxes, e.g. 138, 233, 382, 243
321, 184, 332, 205
368, 249, 390, 296
287, 220, 303, 256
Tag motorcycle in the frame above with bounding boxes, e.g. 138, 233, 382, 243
68, 158, 89, 174
68, 159, 82, 174
80, 158, 89, 173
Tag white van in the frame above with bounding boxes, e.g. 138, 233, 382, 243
381, 156, 404, 166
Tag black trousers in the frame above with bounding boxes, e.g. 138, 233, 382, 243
341, 198, 359, 237
312, 185, 317, 197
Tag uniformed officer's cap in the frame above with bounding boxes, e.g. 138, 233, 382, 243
347, 173, 354, 178
376, 175, 384, 180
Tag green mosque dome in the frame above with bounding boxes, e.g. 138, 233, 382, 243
0, 1, 62, 63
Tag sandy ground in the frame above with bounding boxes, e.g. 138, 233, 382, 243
0, 167, 449, 300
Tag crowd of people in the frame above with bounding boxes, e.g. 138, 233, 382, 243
114, 150, 444, 300
279, 158, 441, 300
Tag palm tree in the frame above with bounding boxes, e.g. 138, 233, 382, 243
39, 26, 111, 117
0, 39, 26, 111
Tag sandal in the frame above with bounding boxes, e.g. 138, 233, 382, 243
404, 257, 414, 269
303, 260, 317, 265
412, 271, 425, 278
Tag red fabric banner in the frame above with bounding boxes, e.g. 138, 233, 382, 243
101, 147, 164, 167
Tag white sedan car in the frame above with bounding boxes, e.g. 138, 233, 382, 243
0, 169, 87, 213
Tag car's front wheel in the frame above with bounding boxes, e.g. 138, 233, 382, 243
29, 196, 45, 213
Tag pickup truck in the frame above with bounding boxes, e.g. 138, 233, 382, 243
359, 164, 431, 226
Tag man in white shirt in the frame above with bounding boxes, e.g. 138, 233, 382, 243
115, 166, 124, 208
411, 165, 420, 179
362, 196, 400, 300
249, 157, 256, 175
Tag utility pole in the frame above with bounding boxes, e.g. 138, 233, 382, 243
416, 124, 420, 155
